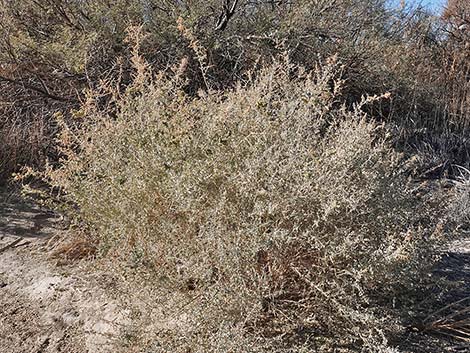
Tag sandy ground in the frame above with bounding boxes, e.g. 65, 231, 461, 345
0, 190, 129, 353
0, 188, 469, 353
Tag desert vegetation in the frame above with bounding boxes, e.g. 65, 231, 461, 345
1, 0, 469, 352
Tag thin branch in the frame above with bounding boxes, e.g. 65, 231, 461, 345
0, 74, 72, 102
215, 0, 239, 31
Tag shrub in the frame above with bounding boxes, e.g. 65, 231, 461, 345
36, 56, 447, 351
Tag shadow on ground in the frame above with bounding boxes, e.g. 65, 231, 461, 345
0, 188, 61, 240
396, 238, 470, 352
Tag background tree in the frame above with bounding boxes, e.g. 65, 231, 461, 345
444, 0, 469, 42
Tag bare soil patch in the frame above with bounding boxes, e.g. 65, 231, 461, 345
0, 189, 128, 353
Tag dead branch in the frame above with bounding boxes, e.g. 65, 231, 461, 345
215, 0, 239, 31
0, 74, 71, 102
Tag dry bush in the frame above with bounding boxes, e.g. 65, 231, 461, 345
401, 131, 470, 179
370, 4, 470, 178
1, 0, 469, 184
441, 0, 470, 131
376, 6, 469, 132
33, 54, 450, 351
2, 1, 467, 349
449, 167, 470, 227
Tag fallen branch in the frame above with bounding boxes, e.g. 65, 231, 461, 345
0, 237, 22, 254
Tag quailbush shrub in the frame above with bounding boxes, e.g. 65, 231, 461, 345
39, 57, 446, 351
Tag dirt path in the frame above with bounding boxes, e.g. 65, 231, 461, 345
0, 190, 128, 353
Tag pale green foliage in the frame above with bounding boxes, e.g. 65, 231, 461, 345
42, 59, 445, 351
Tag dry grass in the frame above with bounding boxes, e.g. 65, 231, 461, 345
422, 296, 470, 342
448, 166, 470, 228
0, 116, 51, 184
51, 234, 97, 263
